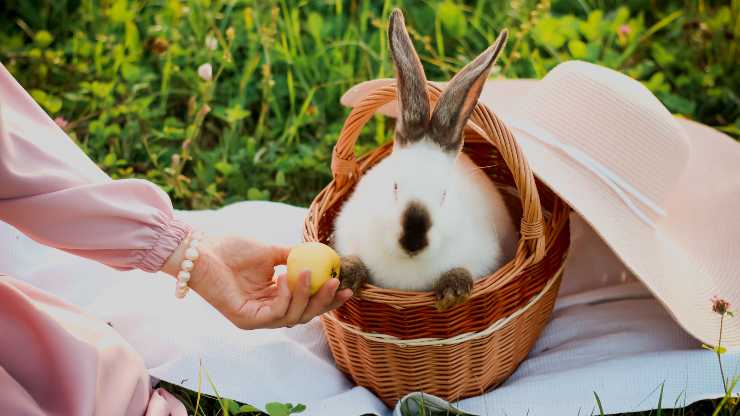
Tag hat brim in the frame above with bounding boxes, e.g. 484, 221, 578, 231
340, 78, 740, 347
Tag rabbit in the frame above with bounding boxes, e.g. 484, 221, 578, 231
333, 9, 517, 311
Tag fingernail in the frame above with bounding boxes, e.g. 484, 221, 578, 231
302, 271, 311, 287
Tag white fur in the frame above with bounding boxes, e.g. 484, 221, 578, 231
333, 139, 517, 291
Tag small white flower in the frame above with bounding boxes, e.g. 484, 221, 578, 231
205, 35, 218, 50
197, 63, 212, 81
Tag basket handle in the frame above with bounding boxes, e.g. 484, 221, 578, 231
331, 83, 547, 263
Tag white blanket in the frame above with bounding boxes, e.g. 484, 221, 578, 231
1, 201, 735, 415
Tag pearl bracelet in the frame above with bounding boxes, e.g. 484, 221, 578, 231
175, 232, 202, 299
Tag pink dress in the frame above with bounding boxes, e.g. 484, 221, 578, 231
0, 63, 189, 415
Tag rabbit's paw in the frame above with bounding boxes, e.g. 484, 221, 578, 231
433, 268, 474, 311
339, 255, 369, 296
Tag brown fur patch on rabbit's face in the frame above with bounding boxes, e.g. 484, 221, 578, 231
399, 200, 431, 256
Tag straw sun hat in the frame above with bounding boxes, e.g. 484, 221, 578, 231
340, 60, 740, 347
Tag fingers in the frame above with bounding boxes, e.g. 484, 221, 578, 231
246, 272, 353, 330
298, 278, 339, 323
262, 274, 292, 324
278, 270, 311, 326
298, 282, 353, 324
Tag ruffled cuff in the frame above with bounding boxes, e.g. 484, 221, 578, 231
135, 217, 192, 273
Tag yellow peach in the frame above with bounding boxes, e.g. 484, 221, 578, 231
287, 242, 340, 295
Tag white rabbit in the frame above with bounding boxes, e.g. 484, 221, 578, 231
333, 9, 517, 310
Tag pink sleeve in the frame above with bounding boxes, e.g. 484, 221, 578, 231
0, 63, 192, 273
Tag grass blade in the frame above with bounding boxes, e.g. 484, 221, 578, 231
593, 392, 605, 416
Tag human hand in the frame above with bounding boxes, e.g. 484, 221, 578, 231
163, 235, 353, 329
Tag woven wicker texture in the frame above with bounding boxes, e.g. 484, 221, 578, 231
304, 83, 571, 406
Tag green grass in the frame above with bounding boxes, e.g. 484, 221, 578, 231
1, 0, 738, 414
1, 0, 737, 209
158, 378, 735, 416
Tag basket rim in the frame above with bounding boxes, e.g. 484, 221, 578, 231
321, 256, 567, 346
306, 184, 570, 307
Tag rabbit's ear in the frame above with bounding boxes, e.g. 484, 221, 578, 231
429, 30, 508, 153
388, 8, 430, 146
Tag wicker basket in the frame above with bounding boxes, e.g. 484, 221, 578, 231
304, 82, 571, 407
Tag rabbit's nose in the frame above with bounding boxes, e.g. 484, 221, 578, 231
399, 201, 431, 256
